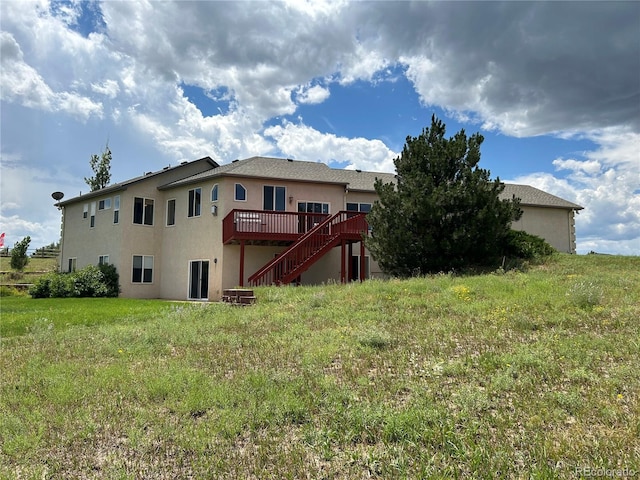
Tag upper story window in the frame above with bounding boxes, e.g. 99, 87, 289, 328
263, 185, 286, 211
211, 184, 219, 202
346, 202, 372, 213
235, 183, 246, 202
188, 188, 201, 217
98, 255, 110, 265
83, 204, 88, 219
98, 198, 111, 210
133, 197, 154, 225
167, 199, 176, 226
113, 195, 120, 224
90, 202, 96, 228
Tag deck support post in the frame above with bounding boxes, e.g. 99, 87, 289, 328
360, 240, 365, 282
348, 242, 353, 281
239, 240, 245, 286
340, 239, 346, 284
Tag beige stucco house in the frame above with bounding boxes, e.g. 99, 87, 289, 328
57, 156, 582, 300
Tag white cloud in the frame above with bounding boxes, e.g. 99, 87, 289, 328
91, 79, 120, 99
296, 84, 330, 105
264, 121, 396, 173
512, 129, 640, 254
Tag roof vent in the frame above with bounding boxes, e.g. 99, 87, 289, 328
163, 166, 169, 170
145, 171, 153, 175
232, 159, 239, 163
356, 169, 361, 173
181, 161, 188, 165
287, 158, 293, 162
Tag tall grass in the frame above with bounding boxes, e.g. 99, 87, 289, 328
1, 254, 638, 478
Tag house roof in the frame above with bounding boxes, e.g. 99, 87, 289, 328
60, 155, 582, 211
164, 156, 582, 210
59, 157, 218, 206
500, 184, 583, 210
161, 156, 397, 192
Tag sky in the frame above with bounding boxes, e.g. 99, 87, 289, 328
1, 0, 639, 255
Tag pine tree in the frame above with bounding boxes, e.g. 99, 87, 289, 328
366, 115, 522, 275
10, 236, 31, 272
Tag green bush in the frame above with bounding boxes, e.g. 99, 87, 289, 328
98, 263, 120, 297
502, 230, 555, 260
29, 275, 52, 298
49, 273, 74, 298
29, 265, 120, 299
73, 265, 108, 297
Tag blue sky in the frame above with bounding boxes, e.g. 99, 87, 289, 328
1, 1, 639, 254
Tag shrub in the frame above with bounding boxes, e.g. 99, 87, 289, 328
502, 230, 555, 260
29, 265, 120, 298
49, 273, 74, 298
29, 275, 52, 298
73, 265, 108, 297
98, 263, 120, 297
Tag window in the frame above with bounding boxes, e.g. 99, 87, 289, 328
297, 201, 330, 233
98, 198, 111, 210
83, 204, 88, 219
298, 201, 329, 214
188, 188, 201, 217
68, 258, 77, 272
98, 255, 110, 265
133, 197, 154, 225
167, 199, 176, 226
235, 183, 246, 201
211, 184, 218, 202
132, 255, 153, 283
113, 195, 120, 224
346, 202, 372, 213
263, 185, 286, 211
90, 202, 96, 228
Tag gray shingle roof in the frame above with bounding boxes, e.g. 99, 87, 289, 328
500, 184, 583, 210
161, 156, 397, 192
161, 156, 582, 210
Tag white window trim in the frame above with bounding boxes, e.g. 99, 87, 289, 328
133, 197, 154, 226
211, 184, 219, 202
132, 254, 154, 284
113, 195, 120, 224
166, 198, 177, 227
188, 187, 202, 218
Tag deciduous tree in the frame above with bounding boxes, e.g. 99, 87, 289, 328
84, 143, 112, 191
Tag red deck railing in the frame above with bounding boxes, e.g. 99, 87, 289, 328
223, 209, 330, 244
248, 211, 367, 286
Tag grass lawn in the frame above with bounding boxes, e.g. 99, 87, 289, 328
1, 254, 638, 478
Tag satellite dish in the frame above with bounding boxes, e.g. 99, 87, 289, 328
51, 192, 64, 201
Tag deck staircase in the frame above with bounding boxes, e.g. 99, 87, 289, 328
248, 211, 367, 286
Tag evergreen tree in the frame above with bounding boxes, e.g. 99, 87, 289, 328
84, 143, 112, 191
366, 115, 522, 276
11, 236, 31, 272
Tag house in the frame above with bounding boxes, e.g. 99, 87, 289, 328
57, 156, 583, 300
